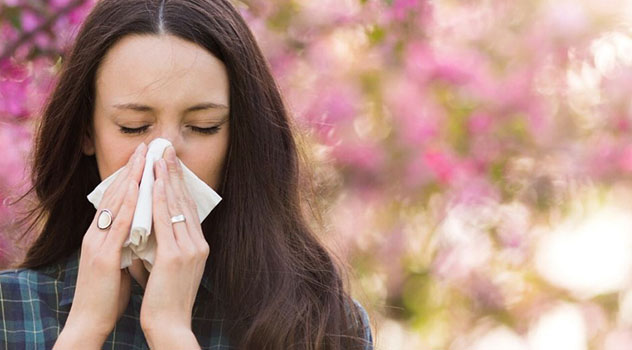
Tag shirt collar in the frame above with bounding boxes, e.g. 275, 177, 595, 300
60, 249, 212, 307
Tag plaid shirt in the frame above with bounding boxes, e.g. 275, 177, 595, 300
0, 249, 373, 349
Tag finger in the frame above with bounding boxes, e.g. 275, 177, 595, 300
157, 158, 194, 250
107, 143, 147, 212
99, 180, 138, 255
89, 144, 145, 244
164, 147, 199, 219
98, 143, 145, 212
128, 142, 147, 185
152, 166, 177, 253
164, 146, 193, 204
163, 148, 202, 240
99, 143, 145, 226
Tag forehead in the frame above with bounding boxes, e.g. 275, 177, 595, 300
95, 34, 229, 106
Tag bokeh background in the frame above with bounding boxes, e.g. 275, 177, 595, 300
3, 0, 632, 349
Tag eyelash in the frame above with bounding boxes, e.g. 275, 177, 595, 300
119, 125, 221, 135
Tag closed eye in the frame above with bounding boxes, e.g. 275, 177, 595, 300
119, 125, 221, 135
190, 126, 221, 135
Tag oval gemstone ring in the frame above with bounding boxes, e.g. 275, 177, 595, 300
97, 209, 114, 230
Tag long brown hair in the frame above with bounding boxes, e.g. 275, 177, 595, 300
6, 0, 370, 348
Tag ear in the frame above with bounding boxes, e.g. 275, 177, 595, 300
82, 130, 95, 156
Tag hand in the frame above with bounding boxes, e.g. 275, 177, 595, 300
58, 143, 147, 344
140, 146, 208, 347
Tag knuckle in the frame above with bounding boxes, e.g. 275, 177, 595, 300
168, 162, 179, 175
181, 247, 196, 260
123, 181, 137, 203
174, 192, 186, 205
185, 197, 197, 211
109, 217, 128, 234
199, 242, 210, 257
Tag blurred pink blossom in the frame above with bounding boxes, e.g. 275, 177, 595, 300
541, 1, 589, 41
299, 0, 362, 28
468, 112, 494, 134
2, 0, 22, 6
304, 82, 361, 141
385, 78, 440, 147
467, 273, 505, 310
402, 152, 434, 191
604, 329, 632, 350
331, 140, 385, 176
50, 0, 72, 8
617, 144, 632, 173
423, 149, 458, 184
388, 0, 432, 23
33, 32, 52, 50
68, 1, 97, 25
0, 59, 31, 119
20, 10, 42, 32
405, 42, 480, 86
0, 122, 32, 191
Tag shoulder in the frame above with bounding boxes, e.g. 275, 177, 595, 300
0, 264, 64, 309
0, 263, 62, 290
349, 299, 374, 350
0, 267, 65, 348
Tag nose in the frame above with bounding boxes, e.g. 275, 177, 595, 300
149, 124, 183, 156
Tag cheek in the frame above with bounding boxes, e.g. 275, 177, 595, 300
187, 154, 224, 189
186, 131, 229, 189
96, 143, 137, 180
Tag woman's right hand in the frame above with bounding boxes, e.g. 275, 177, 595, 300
56, 142, 147, 346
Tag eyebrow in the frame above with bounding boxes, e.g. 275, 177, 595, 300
112, 102, 229, 112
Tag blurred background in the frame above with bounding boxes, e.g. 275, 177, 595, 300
3, 0, 632, 349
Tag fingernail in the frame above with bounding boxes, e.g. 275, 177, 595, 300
159, 158, 167, 171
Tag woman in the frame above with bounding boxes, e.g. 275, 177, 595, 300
0, 0, 373, 349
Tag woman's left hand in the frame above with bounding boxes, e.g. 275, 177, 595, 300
140, 145, 208, 347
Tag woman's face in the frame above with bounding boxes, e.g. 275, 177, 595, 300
84, 34, 230, 190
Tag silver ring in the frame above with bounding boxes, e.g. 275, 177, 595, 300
97, 209, 113, 230
170, 214, 186, 224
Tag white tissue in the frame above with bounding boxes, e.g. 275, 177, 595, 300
86, 138, 222, 271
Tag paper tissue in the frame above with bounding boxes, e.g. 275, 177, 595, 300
86, 138, 222, 271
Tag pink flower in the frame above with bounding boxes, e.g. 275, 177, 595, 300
618, 144, 632, 173
467, 112, 494, 134
403, 153, 434, 190
304, 81, 361, 141
604, 329, 632, 350
0, 122, 32, 193
404, 41, 433, 82
2, 0, 22, 6
0, 59, 30, 81
423, 149, 457, 184
50, 0, 72, 8
404, 42, 477, 85
542, 1, 589, 41
34, 32, 52, 50
0, 59, 32, 119
20, 10, 42, 32
385, 77, 440, 147
331, 141, 385, 174
68, 1, 97, 25
389, 0, 422, 22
